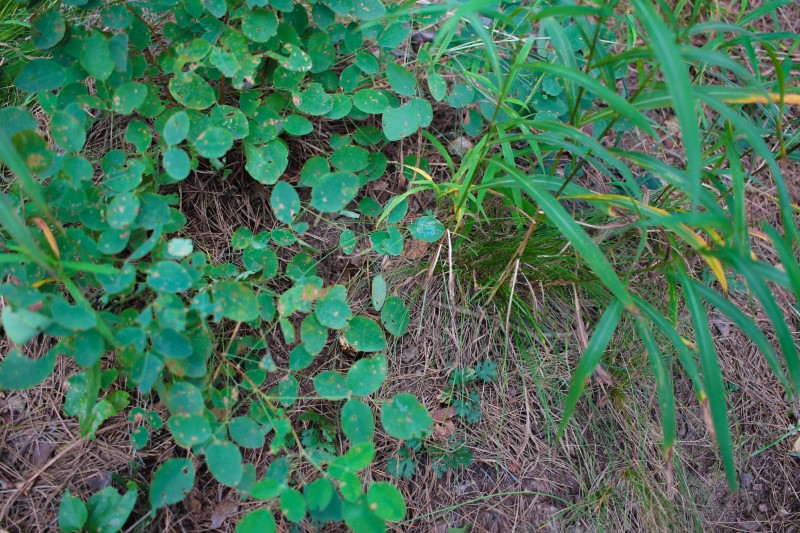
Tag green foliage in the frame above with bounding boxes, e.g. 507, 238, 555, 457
0, 0, 443, 529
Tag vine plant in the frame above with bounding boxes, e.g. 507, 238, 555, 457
0, 0, 466, 530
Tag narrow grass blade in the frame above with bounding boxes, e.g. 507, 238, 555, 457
635, 318, 676, 456
557, 299, 624, 439
692, 280, 790, 393
679, 269, 737, 489
632, 0, 701, 197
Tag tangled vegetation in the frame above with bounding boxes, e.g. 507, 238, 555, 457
0, 0, 798, 530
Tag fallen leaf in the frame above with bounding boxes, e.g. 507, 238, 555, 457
430, 407, 455, 423
210, 500, 239, 529
403, 238, 429, 260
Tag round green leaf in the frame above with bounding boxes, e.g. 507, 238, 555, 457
301, 313, 328, 355
316, 285, 352, 329
292, 83, 333, 115
212, 280, 260, 322
107, 192, 140, 230
206, 439, 243, 487
367, 482, 405, 521
340, 230, 357, 255
31, 10, 66, 50
280, 488, 306, 522
409, 215, 445, 242
229, 416, 265, 449
152, 328, 193, 359
15, 59, 66, 93
305, 478, 334, 513
163, 148, 191, 181
50, 111, 85, 153
311, 172, 359, 213
169, 72, 216, 110
236, 509, 276, 533
385, 63, 416, 97
380, 296, 409, 337
80, 31, 114, 81
344, 316, 386, 352
147, 261, 193, 293
0, 348, 57, 391
331, 145, 369, 172
163, 111, 190, 145
381, 393, 433, 440
195, 127, 233, 159
245, 141, 289, 185
168, 412, 212, 448
270, 182, 300, 224
428, 72, 447, 101
242, 8, 278, 42
352, 89, 388, 114
150, 459, 195, 509
347, 353, 387, 396
341, 399, 374, 444
284, 114, 313, 136
353, 0, 385, 20
113, 82, 148, 114
58, 490, 87, 533
73, 330, 105, 368
313, 371, 348, 400
12, 131, 51, 174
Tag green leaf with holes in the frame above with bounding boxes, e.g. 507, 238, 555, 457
125, 120, 152, 153
346, 353, 387, 396
340, 230, 356, 255
274, 43, 313, 72
113, 82, 147, 114
31, 10, 66, 50
213, 280, 260, 322
206, 439, 243, 487
344, 317, 386, 353
381, 393, 432, 440
195, 127, 233, 159
380, 296, 409, 337
169, 72, 217, 110
293, 83, 332, 115
270, 182, 300, 224
150, 459, 195, 509
245, 142, 289, 184
311, 172, 359, 213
